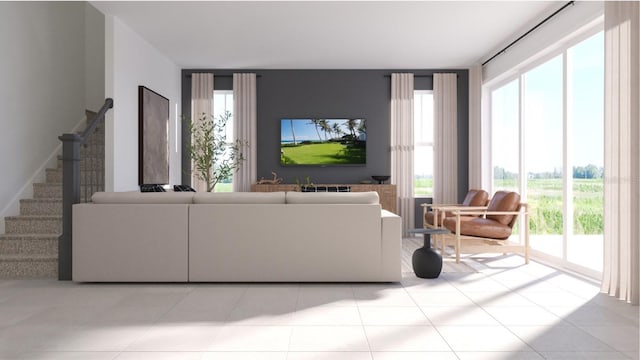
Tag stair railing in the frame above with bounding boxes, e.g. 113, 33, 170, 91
58, 98, 113, 280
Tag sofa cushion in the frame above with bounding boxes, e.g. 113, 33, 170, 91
193, 192, 286, 204
91, 192, 194, 204
286, 191, 379, 204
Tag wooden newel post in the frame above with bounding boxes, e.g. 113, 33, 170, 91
58, 133, 82, 280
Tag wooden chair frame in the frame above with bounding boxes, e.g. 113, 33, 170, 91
421, 203, 488, 229
435, 203, 530, 264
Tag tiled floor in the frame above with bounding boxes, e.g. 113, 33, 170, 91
0, 239, 638, 360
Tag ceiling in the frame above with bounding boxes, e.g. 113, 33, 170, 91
92, 1, 562, 69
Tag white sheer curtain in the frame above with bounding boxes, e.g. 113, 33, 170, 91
390, 73, 414, 236
468, 65, 483, 190
433, 73, 458, 204
233, 73, 257, 192
190, 73, 214, 192
601, 1, 639, 305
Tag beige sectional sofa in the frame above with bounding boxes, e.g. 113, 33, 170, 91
72, 191, 402, 282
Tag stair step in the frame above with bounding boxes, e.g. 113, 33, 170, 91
56, 156, 104, 170
4, 215, 62, 235
33, 183, 61, 198
0, 234, 58, 255
20, 198, 62, 216
0, 255, 57, 278
46, 168, 104, 183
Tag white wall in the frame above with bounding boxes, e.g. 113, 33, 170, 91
0, 2, 89, 228
85, 3, 105, 112
105, 16, 181, 192
483, 1, 604, 85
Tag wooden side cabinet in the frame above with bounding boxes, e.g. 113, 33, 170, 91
251, 183, 397, 214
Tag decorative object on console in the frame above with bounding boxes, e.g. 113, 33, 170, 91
139, 86, 169, 185
301, 185, 351, 192
140, 184, 166, 192
174, 185, 196, 192
257, 171, 283, 184
371, 175, 390, 184
187, 111, 246, 192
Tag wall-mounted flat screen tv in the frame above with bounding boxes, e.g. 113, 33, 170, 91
280, 118, 366, 166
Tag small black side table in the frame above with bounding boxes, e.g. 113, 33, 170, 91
408, 228, 450, 279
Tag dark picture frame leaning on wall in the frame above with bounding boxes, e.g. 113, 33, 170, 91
138, 85, 170, 185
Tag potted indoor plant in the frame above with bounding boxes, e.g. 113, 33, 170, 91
187, 111, 246, 192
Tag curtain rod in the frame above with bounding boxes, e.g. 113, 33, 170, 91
185, 74, 262, 78
482, 1, 575, 67
383, 74, 459, 78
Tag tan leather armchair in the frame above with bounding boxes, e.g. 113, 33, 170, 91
438, 191, 530, 264
421, 189, 490, 228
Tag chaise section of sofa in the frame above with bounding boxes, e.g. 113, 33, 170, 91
73, 192, 193, 282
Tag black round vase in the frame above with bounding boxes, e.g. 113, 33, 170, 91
412, 246, 443, 279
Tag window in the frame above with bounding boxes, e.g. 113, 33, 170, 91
487, 29, 604, 277
414, 91, 433, 196
212, 90, 234, 192
491, 79, 520, 192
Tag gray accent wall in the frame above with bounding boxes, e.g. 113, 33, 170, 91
182, 69, 469, 201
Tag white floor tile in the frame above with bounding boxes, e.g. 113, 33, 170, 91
115, 352, 203, 360
124, 325, 221, 351
483, 306, 565, 326
364, 325, 450, 352
0, 305, 47, 327
287, 352, 372, 360
408, 291, 475, 307
464, 291, 538, 307
455, 352, 544, 360
159, 302, 237, 325
201, 352, 287, 360
353, 285, 416, 307
289, 326, 369, 351
421, 306, 500, 326
579, 325, 640, 352
401, 278, 461, 293
372, 351, 457, 360
358, 306, 429, 326
0, 253, 636, 359
0, 324, 62, 354
208, 325, 292, 351
437, 325, 533, 352
37, 325, 153, 352
292, 306, 362, 325
545, 305, 639, 327
539, 351, 631, 359
624, 352, 640, 360
296, 284, 357, 308
518, 291, 592, 308
507, 325, 616, 352
7, 352, 119, 360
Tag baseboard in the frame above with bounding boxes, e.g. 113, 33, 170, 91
0, 114, 88, 233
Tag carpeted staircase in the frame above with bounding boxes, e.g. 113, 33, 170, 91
0, 111, 104, 278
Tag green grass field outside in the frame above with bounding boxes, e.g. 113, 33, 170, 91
495, 178, 603, 235
281, 142, 365, 165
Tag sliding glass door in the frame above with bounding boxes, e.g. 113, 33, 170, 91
524, 55, 564, 259
488, 29, 604, 277
566, 32, 604, 272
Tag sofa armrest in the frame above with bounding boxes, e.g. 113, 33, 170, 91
381, 210, 401, 281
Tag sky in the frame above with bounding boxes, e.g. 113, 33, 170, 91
281, 119, 364, 142
492, 31, 604, 176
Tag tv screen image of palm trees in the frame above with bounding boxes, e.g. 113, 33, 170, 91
280, 119, 366, 165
